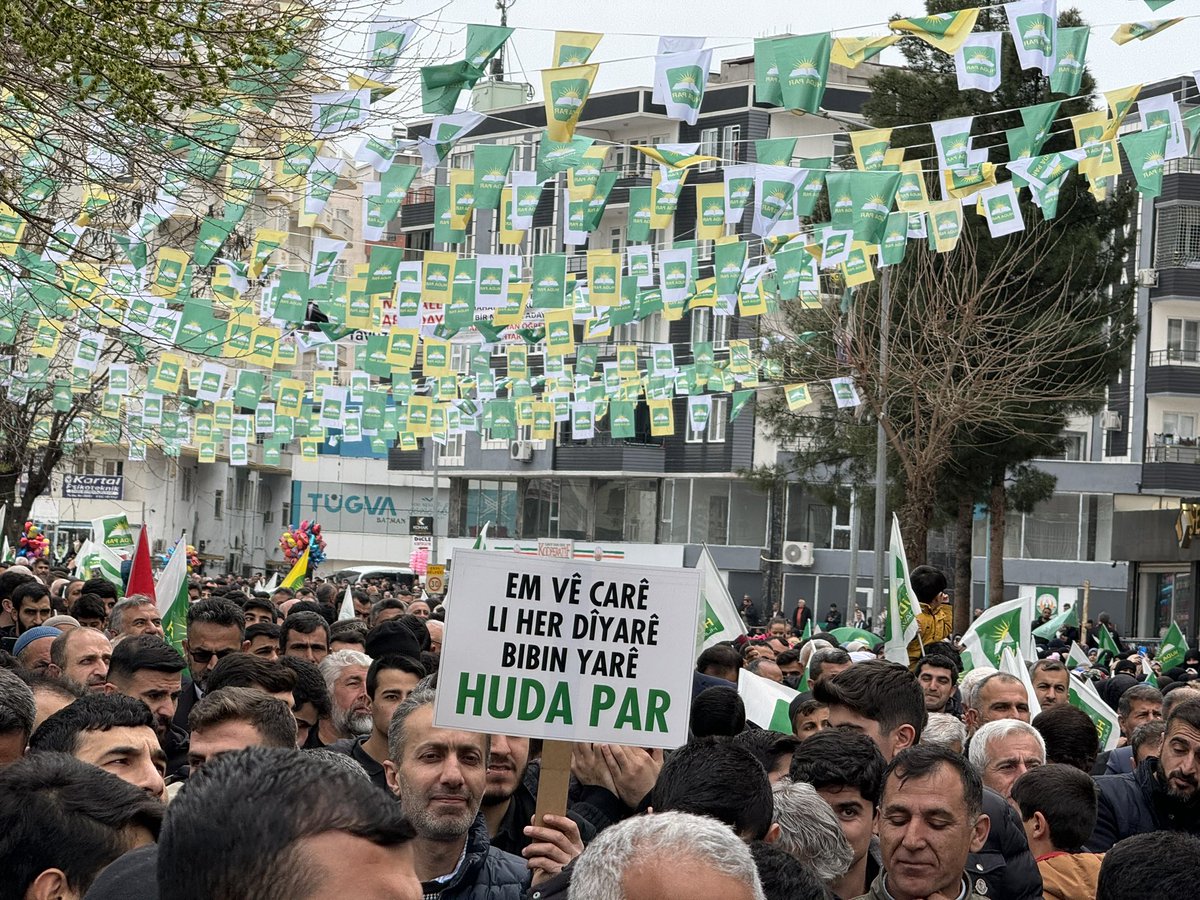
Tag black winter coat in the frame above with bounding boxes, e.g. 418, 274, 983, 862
1088, 756, 1200, 852
965, 788, 1043, 900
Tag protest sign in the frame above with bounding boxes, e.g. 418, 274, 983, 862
434, 549, 702, 750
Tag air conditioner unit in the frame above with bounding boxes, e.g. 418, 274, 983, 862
782, 540, 815, 567
510, 440, 534, 462
1102, 410, 1122, 431
1136, 268, 1159, 288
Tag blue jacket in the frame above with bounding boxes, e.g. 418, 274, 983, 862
424, 813, 529, 900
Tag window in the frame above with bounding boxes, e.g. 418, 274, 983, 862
1168, 318, 1200, 362
465, 479, 518, 537
1154, 203, 1200, 269
532, 225, 554, 259
723, 124, 742, 162
610, 227, 623, 253
103, 460, 123, 477
1163, 412, 1197, 441
709, 396, 728, 442
698, 239, 714, 261
438, 432, 465, 466
615, 320, 640, 344
450, 149, 474, 170
833, 131, 852, 166
73, 457, 96, 475
698, 127, 719, 172
611, 145, 626, 175
214, 489, 224, 520
712, 312, 731, 349
449, 342, 472, 374
690, 308, 712, 345
181, 467, 194, 502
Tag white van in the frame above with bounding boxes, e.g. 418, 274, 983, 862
330, 565, 416, 588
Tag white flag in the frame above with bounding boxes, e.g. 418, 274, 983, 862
1005, 0, 1057, 76
654, 48, 713, 126
883, 515, 920, 665
698, 544, 745, 649
955, 32, 1003, 92
1138, 94, 1188, 161
1000, 645, 1042, 721
652, 36, 707, 103
960, 595, 1035, 673
739, 670, 801, 734
979, 182, 1025, 238
338, 583, 356, 621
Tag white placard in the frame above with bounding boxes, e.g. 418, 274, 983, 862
434, 550, 702, 749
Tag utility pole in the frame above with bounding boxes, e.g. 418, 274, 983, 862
871, 267, 892, 624
491, 0, 515, 81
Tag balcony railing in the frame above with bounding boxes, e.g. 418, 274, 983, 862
1150, 349, 1200, 366
1147, 440, 1200, 463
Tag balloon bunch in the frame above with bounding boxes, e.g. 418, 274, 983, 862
409, 546, 429, 576
279, 521, 326, 567
17, 521, 49, 560
161, 543, 200, 572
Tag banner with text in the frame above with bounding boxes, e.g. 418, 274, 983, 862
434, 549, 701, 749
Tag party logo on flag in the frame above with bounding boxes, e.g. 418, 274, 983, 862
1017, 14, 1053, 54
667, 65, 705, 110
965, 46, 997, 76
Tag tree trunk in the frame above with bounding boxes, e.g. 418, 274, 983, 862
954, 495, 973, 632
898, 472, 935, 567
988, 476, 1007, 605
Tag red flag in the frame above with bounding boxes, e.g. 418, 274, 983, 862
126, 525, 157, 602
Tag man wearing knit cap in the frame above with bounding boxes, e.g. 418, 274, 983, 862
14, 625, 61, 674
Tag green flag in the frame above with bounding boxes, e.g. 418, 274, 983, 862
1068, 676, 1120, 751
1050, 27, 1089, 96
774, 33, 831, 114
1033, 604, 1078, 640
156, 537, 190, 655
1096, 623, 1122, 659
473, 144, 515, 211
1157, 621, 1189, 672
1120, 126, 1168, 198
960, 596, 1033, 672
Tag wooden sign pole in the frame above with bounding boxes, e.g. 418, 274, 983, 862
533, 739, 573, 826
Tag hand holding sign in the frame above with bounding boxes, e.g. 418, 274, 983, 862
522, 814, 584, 886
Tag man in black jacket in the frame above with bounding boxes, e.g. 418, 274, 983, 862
814, 662, 1043, 899
384, 687, 583, 898
1088, 697, 1200, 852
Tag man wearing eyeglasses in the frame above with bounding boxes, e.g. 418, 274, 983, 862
173, 599, 248, 735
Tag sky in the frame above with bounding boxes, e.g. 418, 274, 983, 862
391, 0, 1199, 100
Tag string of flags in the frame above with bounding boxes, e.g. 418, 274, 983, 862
0, 3, 1197, 466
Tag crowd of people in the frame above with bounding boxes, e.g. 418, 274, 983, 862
0, 556, 1198, 899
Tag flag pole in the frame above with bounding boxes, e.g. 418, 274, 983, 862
871, 267, 891, 626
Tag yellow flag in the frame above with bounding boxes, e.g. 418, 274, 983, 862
832, 35, 900, 68
247, 326, 280, 368
1104, 84, 1143, 127
543, 64, 598, 142
281, 546, 310, 588
151, 248, 189, 298
498, 188, 524, 245
895, 159, 930, 212
889, 9, 980, 52
841, 242, 876, 287
851, 128, 893, 171
695, 183, 727, 240
493, 282, 529, 327
784, 383, 812, 411
587, 249, 621, 306
929, 201, 963, 254
1112, 19, 1183, 45
648, 398, 674, 436
553, 31, 602, 66
422, 250, 457, 305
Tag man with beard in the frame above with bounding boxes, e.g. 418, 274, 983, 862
174, 599, 247, 733
317, 649, 372, 745
103, 635, 189, 774
384, 688, 581, 896
479, 733, 598, 856
48, 625, 112, 693
329, 654, 425, 790
1088, 697, 1200, 850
